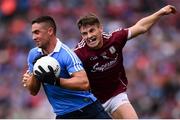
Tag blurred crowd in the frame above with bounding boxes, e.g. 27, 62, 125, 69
0, 0, 179, 119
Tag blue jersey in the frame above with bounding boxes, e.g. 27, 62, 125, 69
27, 39, 97, 115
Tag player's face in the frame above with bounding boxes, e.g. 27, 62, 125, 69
80, 24, 103, 49
32, 23, 51, 49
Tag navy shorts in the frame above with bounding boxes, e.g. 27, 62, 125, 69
56, 100, 111, 119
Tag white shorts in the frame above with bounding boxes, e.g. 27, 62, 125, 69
102, 92, 130, 114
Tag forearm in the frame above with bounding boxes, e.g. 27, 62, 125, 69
129, 5, 176, 39
59, 71, 90, 91
27, 75, 41, 96
60, 77, 90, 91
136, 10, 164, 32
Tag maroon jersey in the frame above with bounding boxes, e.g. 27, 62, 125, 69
75, 28, 129, 103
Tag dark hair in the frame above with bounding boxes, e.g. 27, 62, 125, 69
32, 16, 56, 34
77, 13, 101, 29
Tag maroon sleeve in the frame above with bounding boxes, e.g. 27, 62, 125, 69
74, 40, 86, 60
74, 49, 81, 59
111, 28, 129, 48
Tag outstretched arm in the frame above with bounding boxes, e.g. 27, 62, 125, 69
128, 5, 176, 39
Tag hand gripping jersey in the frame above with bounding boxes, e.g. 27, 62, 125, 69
75, 29, 129, 103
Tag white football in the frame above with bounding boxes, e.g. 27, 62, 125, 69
33, 56, 60, 77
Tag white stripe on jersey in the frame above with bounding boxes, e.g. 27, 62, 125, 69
74, 39, 86, 50
102, 32, 112, 39
62, 44, 83, 71
127, 29, 131, 40
103, 28, 130, 40
103, 28, 124, 39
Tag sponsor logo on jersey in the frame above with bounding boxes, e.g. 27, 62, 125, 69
90, 56, 98, 61
91, 53, 118, 72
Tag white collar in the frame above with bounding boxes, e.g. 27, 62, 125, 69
37, 38, 62, 55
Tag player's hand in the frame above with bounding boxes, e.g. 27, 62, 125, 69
160, 5, 176, 15
22, 70, 32, 88
34, 65, 59, 86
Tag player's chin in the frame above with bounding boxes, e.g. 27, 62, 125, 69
87, 42, 98, 49
36, 43, 42, 48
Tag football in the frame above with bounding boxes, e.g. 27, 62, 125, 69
33, 56, 60, 77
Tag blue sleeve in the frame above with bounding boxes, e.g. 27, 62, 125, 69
27, 48, 41, 73
62, 46, 84, 75
27, 50, 34, 73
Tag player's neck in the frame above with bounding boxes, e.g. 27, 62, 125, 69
94, 38, 103, 50
43, 36, 57, 54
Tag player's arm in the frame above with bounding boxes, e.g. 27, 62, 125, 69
128, 5, 176, 39
56, 49, 90, 91
22, 71, 41, 96
32, 66, 90, 91
59, 70, 90, 91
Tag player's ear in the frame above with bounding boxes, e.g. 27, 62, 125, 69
48, 27, 54, 35
99, 24, 103, 32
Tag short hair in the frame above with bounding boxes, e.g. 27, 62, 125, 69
32, 16, 56, 34
77, 13, 101, 29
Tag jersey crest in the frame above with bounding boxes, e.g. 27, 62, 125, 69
109, 46, 116, 54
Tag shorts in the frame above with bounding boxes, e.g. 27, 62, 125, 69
56, 100, 111, 119
102, 92, 130, 114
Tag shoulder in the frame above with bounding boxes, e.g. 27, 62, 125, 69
60, 43, 77, 57
29, 47, 39, 54
58, 43, 81, 61
74, 40, 86, 51
73, 40, 86, 57
103, 28, 128, 38
102, 28, 129, 46
27, 47, 42, 64
28, 47, 39, 58
27, 47, 41, 72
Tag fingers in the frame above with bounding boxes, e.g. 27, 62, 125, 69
48, 65, 54, 73
164, 5, 177, 14
34, 70, 42, 81
22, 76, 28, 87
22, 70, 32, 87
36, 65, 54, 75
170, 6, 177, 14
35, 70, 42, 76
166, 5, 176, 14
38, 66, 46, 73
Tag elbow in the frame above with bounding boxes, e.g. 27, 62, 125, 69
81, 79, 90, 90
29, 87, 39, 96
143, 27, 149, 33
30, 93, 37, 96
79, 71, 91, 90
83, 81, 90, 90
30, 91, 38, 96
140, 26, 148, 33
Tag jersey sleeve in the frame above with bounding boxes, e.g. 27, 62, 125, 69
62, 47, 84, 75
27, 49, 35, 73
27, 48, 41, 74
111, 28, 129, 48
